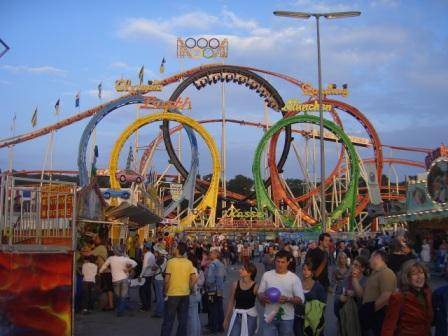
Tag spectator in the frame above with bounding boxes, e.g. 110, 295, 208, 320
152, 245, 168, 318
338, 256, 369, 336
224, 263, 259, 336
387, 239, 412, 274
81, 255, 98, 314
295, 261, 327, 336
382, 260, 433, 336
99, 246, 137, 317
161, 242, 197, 336
258, 250, 304, 336
187, 253, 202, 336
206, 249, 226, 334
360, 250, 396, 336
306, 233, 331, 291
139, 242, 156, 312
332, 252, 350, 323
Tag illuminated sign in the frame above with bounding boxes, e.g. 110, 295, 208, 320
221, 206, 266, 219
301, 83, 349, 97
40, 185, 73, 219
282, 98, 332, 113
177, 37, 228, 59
140, 96, 192, 110
427, 158, 448, 204
115, 79, 163, 93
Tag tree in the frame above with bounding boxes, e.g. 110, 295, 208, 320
227, 175, 254, 197
285, 178, 305, 197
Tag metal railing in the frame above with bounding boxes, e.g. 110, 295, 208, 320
0, 174, 76, 251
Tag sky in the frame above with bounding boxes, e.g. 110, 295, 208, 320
0, 0, 447, 180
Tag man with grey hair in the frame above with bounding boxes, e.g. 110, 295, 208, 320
99, 246, 137, 316
206, 249, 225, 334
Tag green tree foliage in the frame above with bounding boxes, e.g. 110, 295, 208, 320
285, 178, 305, 197
227, 174, 254, 197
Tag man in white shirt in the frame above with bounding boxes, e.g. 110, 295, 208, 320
99, 246, 137, 316
258, 250, 304, 336
237, 241, 243, 263
138, 242, 156, 312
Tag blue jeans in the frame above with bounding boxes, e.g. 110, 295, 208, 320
139, 276, 153, 310
160, 295, 189, 336
188, 292, 202, 336
263, 319, 294, 336
229, 314, 257, 336
113, 279, 129, 316
154, 279, 164, 316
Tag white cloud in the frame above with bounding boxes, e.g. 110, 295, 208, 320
110, 61, 132, 69
1, 64, 66, 76
222, 9, 258, 31
170, 11, 219, 30
117, 18, 175, 43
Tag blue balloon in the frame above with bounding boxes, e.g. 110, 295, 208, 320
266, 287, 281, 303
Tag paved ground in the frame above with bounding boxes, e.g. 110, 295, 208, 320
74, 262, 447, 336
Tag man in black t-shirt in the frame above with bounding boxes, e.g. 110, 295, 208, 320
306, 233, 331, 290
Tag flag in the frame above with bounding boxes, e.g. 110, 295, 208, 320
98, 82, 102, 99
138, 65, 144, 84
160, 57, 166, 74
91, 145, 99, 177
54, 98, 60, 115
75, 91, 80, 108
31, 107, 38, 127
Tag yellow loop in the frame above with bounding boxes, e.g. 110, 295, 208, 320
108, 113, 220, 227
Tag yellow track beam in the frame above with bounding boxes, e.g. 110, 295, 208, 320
108, 113, 220, 227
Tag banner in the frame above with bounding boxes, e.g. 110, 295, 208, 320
0, 252, 73, 335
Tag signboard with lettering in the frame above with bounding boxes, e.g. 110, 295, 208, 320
282, 98, 332, 113
115, 79, 163, 93
40, 185, 74, 219
301, 83, 349, 97
140, 96, 192, 111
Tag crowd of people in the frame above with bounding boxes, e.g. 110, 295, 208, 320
75, 231, 448, 336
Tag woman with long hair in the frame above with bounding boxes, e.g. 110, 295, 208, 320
381, 259, 433, 336
223, 263, 258, 336
338, 256, 370, 336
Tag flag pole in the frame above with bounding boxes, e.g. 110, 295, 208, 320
8, 114, 16, 173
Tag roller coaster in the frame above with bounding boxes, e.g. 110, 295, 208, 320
1, 63, 432, 232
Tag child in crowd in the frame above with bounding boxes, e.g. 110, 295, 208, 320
82, 255, 98, 314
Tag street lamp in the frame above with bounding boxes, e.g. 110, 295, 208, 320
273, 10, 361, 232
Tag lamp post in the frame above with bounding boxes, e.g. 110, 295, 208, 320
273, 10, 361, 232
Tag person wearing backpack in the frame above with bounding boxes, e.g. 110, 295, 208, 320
152, 245, 167, 318
295, 261, 327, 336
381, 260, 433, 336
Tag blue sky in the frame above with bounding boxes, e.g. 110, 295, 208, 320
0, 0, 447, 179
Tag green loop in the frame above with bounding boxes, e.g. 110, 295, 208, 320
252, 115, 359, 230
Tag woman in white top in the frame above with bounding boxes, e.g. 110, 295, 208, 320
420, 239, 431, 263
